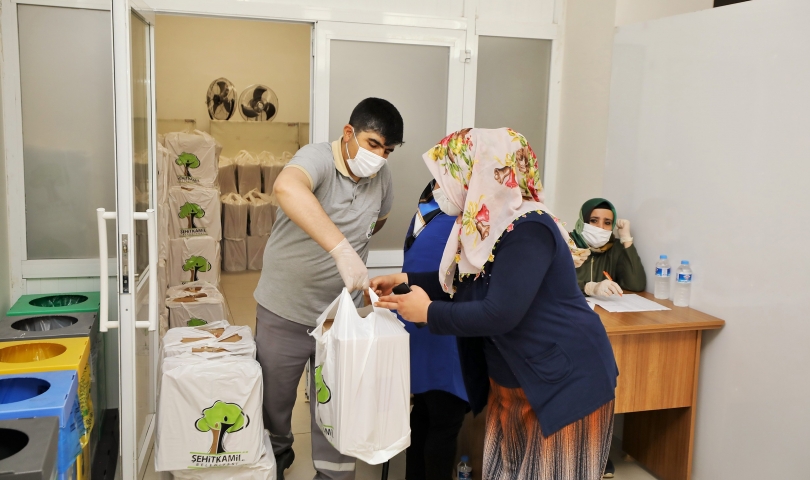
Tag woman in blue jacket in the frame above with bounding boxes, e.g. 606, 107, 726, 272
401, 180, 469, 480
373, 128, 617, 480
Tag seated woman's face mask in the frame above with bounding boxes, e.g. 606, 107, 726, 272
433, 188, 462, 216
581, 223, 613, 248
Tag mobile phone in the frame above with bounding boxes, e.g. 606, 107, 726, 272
392, 283, 426, 328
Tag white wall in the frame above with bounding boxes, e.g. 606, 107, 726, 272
155, 16, 311, 133
615, 0, 713, 26
553, 0, 711, 224
604, 1, 810, 476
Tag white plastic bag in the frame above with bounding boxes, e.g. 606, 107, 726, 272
221, 192, 248, 239
171, 431, 276, 480
310, 289, 411, 465
218, 156, 238, 195
168, 186, 222, 240
161, 322, 256, 360
156, 355, 265, 471
165, 130, 220, 187
244, 189, 276, 237
246, 235, 269, 271
259, 151, 284, 195
166, 281, 227, 329
234, 150, 261, 195
222, 239, 247, 272
169, 237, 221, 287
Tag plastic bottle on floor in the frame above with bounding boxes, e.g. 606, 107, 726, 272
458, 455, 472, 479
674, 260, 693, 307
654, 255, 671, 300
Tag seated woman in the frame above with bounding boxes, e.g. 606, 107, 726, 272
570, 198, 646, 298
401, 180, 469, 480
372, 128, 617, 480
571, 199, 644, 478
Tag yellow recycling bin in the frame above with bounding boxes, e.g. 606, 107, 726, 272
0, 338, 94, 438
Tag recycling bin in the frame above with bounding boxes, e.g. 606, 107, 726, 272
0, 371, 82, 478
6, 293, 101, 317
0, 416, 59, 480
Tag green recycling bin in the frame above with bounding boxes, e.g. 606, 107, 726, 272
6, 292, 101, 317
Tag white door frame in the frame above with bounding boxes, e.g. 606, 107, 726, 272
111, 0, 159, 478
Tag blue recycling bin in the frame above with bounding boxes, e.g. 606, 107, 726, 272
0, 371, 84, 477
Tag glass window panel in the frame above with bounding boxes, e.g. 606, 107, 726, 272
131, 11, 152, 276
18, 5, 116, 259
476, 36, 552, 181
329, 40, 449, 250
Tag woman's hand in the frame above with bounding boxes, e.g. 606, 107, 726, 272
369, 273, 408, 296
375, 286, 431, 324
616, 219, 633, 247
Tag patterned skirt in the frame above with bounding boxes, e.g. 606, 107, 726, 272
483, 380, 614, 480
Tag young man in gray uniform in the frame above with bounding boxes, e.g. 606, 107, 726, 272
253, 98, 403, 480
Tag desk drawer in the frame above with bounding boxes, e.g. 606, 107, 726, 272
610, 330, 698, 413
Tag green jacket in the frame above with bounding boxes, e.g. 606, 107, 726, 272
575, 240, 647, 293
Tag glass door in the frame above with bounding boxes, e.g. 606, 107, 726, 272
109, 1, 159, 479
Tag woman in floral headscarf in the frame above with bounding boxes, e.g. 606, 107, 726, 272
372, 128, 617, 480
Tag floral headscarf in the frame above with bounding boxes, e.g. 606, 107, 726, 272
423, 128, 584, 293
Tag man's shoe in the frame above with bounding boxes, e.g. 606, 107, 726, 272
276, 448, 295, 480
603, 458, 615, 478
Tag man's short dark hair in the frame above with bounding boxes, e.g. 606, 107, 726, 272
349, 98, 404, 146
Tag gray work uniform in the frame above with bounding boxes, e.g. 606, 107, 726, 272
253, 140, 393, 479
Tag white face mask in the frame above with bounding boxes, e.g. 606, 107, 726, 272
345, 128, 387, 177
433, 188, 462, 216
582, 223, 613, 248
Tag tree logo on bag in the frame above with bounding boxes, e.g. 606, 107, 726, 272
183, 256, 212, 282
178, 202, 207, 236
176, 152, 201, 181
192, 400, 250, 456
315, 364, 331, 404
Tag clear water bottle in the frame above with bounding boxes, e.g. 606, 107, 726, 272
654, 255, 671, 300
458, 455, 472, 479
674, 260, 693, 307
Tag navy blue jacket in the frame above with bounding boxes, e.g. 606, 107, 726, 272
408, 212, 618, 436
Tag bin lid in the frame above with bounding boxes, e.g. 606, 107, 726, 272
0, 371, 78, 428
0, 416, 59, 480
7, 292, 101, 317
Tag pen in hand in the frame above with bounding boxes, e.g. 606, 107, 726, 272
603, 271, 622, 297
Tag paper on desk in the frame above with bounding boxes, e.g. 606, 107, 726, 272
589, 294, 670, 313
586, 299, 596, 310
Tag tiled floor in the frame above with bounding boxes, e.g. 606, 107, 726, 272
143, 271, 657, 480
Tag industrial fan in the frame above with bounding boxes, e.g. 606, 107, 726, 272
238, 84, 279, 122
206, 78, 236, 120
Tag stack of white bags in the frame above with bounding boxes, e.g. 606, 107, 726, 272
156, 321, 275, 478
160, 130, 223, 288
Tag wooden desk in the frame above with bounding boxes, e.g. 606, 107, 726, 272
456, 292, 724, 480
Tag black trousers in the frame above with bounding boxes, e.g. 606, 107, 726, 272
406, 390, 469, 480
